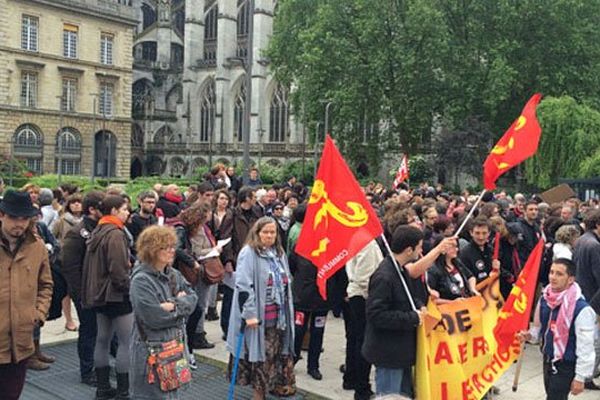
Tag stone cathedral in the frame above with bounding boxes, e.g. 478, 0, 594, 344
131, 0, 306, 178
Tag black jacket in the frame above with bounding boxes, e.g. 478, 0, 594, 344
427, 258, 473, 300
362, 256, 421, 369
573, 231, 600, 313
157, 196, 181, 219
516, 218, 541, 265
126, 211, 157, 245
459, 241, 493, 283
174, 225, 196, 269
61, 216, 97, 300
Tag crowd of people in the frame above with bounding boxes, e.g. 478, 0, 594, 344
0, 166, 599, 400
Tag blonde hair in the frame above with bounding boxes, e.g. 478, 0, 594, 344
555, 224, 580, 245
136, 226, 177, 266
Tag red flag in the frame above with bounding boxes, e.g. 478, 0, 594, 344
483, 94, 543, 190
392, 154, 409, 189
296, 135, 383, 299
493, 239, 544, 352
492, 231, 501, 260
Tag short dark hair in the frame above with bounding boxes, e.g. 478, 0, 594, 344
525, 200, 539, 208
198, 181, 215, 194
390, 225, 424, 254
470, 216, 490, 231
293, 203, 306, 224
137, 190, 157, 202
238, 186, 255, 204
553, 258, 577, 277
82, 191, 105, 216
584, 209, 600, 231
98, 194, 126, 216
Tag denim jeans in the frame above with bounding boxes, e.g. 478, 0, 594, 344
375, 367, 412, 396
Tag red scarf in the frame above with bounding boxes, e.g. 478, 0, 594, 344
543, 282, 581, 361
164, 192, 183, 204
98, 215, 125, 229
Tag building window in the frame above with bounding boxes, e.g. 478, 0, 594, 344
269, 84, 289, 142
55, 128, 82, 175
20, 71, 37, 108
99, 82, 114, 117
142, 3, 157, 30
170, 158, 186, 177
237, 0, 250, 58
13, 124, 43, 174
141, 41, 157, 62
203, 2, 218, 62
63, 24, 78, 59
234, 80, 246, 142
61, 78, 77, 112
199, 81, 215, 142
100, 33, 114, 65
21, 15, 38, 51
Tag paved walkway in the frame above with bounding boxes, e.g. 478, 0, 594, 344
35, 304, 598, 399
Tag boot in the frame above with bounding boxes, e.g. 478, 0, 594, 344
26, 356, 50, 370
115, 373, 130, 400
206, 306, 219, 321
34, 339, 55, 363
191, 332, 215, 349
95, 366, 117, 400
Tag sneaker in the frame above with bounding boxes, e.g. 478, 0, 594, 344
189, 356, 198, 371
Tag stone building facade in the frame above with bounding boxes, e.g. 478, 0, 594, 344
0, 0, 136, 179
132, 0, 308, 178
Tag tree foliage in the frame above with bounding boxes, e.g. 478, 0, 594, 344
268, 0, 600, 176
524, 96, 600, 188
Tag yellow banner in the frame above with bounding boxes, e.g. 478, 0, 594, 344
415, 276, 522, 400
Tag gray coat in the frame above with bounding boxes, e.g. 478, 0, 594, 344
129, 263, 198, 399
226, 245, 295, 362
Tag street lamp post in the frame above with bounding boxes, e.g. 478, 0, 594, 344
313, 121, 322, 177
185, 92, 193, 179
56, 95, 64, 184
324, 101, 333, 138
241, 0, 254, 180
91, 94, 97, 183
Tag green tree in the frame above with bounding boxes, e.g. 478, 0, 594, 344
525, 96, 600, 188
269, 0, 600, 177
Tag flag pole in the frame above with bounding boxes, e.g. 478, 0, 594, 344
512, 343, 526, 391
454, 189, 486, 237
380, 234, 418, 312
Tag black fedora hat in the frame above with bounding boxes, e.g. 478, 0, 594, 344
0, 190, 39, 218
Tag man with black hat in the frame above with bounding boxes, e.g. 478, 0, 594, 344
0, 190, 53, 400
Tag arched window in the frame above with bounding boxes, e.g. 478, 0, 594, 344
55, 128, 81, 175
142, 3, 157, 30
203, 2, 218, 63
233, 79, 246, 142
94, 130, 117, 177
199, 81, 215, 142
170, 43, 184, 68
154, 125, 175, 144
132, 79, 153, 116
269, 84, 289, 142
166, 84, 182, 113
170, 157, 186, 177
131, 124, 144, 149
237, 0, 250, 58
13, 124, 43, 174
173, 8, 185, 36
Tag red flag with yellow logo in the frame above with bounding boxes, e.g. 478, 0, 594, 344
295, 135, 383, 299
493, 239, 544, 352
483, 94, 543, 190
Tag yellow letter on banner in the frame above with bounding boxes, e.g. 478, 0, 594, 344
415, 276, 522, 400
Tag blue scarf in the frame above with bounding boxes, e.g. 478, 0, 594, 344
264, 248, 288, 331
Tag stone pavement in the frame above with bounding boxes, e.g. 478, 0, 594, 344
36, 305, 598, 399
